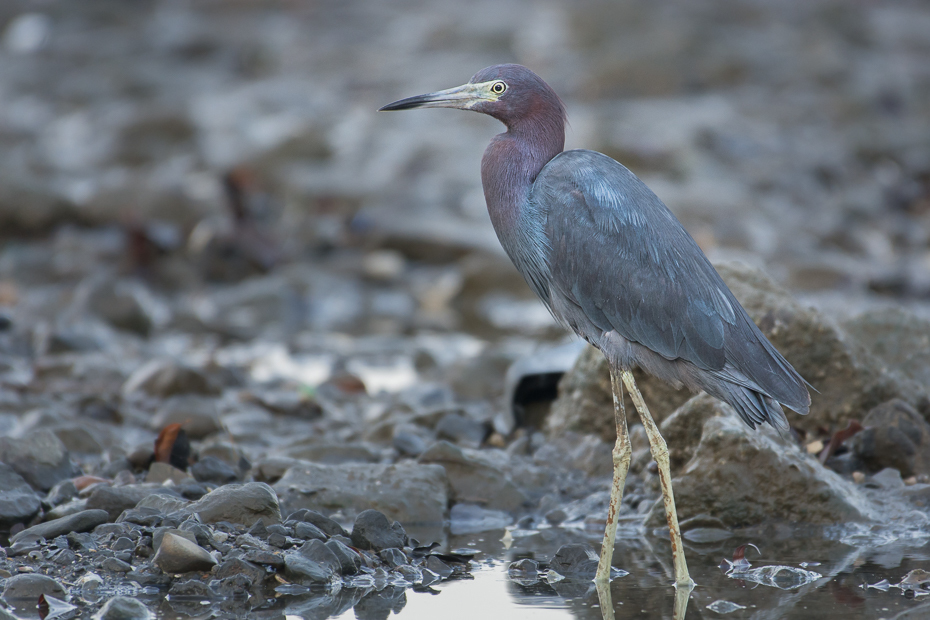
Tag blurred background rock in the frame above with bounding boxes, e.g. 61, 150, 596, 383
0, 0, 927, 318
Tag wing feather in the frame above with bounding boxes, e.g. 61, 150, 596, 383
533, 149, 809, 414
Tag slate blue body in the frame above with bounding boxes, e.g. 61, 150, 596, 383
383, 63, 810, 430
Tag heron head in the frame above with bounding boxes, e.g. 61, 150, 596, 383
379, 64, 565, 129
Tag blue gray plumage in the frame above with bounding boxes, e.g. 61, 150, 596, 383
381, 64, 810, 430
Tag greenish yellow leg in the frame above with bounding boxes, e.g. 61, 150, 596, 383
594, 367, 632, 585
620, 369, 695, 589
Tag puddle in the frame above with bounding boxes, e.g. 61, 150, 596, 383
120, 527, 930, 619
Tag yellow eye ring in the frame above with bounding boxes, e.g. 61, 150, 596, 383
491, 81, 507, 95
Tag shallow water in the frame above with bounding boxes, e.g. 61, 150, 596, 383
138, 526, 930, 620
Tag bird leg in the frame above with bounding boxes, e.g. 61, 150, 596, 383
594, 366, 632, 584
620, 369, 695, 589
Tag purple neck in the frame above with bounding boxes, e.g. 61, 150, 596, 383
480, 114, 565, 238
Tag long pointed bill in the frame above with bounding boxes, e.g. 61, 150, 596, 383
379, 83, 491, 111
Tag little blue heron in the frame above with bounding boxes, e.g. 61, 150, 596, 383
380, 64, 810, 588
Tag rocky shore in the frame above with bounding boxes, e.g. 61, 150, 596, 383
1, 0, 930, 618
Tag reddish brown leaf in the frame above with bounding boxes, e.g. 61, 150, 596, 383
153, 423, 193, 470
819, 420, 863, 464
154, 423, 182, 464
38, 594, 49, 620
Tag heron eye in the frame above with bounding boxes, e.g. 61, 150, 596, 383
491, 81, 507, 95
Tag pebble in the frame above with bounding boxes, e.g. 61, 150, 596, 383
425, 555, 453, 579
93, 596, 154, 620
0, 463, 41, 530
152, 532, 218, 573
0, 430, 78, 492
290, 509, 349, 538
190, 456, 240, 484
548, 544, 600, 579
87, 485, 174, 522
122, 359, 219, 398
325, 539, 362, 575
298, 539, 342, 573
146, 462, 192, 485
184, 482, 281, 526
1, 573, 67, 601
149, 396, 222, 440
294, 521, 327, 541
273, 462, 448, 524
351, 509, 407, 551
213, 557, 266, 586
168, 579, 211, 597
10, 509, 109, 544
379, 548, 407, 568
283, 553, 334, 584
101, 557, 133, 572
152, 527, 197, 551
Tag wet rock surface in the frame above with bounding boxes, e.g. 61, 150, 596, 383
0, 0, 929, 618
648, 414, 877, 529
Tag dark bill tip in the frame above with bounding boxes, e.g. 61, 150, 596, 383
378, 94, 438, 112
378, 84, 477, 112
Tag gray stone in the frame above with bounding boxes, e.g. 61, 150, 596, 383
425, 555, 453, 579
291, 509, 349, 538
93, 595, 154, 620
153, 532, 217, 573
648, 415, 878, 529
281, 441, 382, 464
294, 521, 327, 541
153, 527, 197, 551
274, 461, 448, 524
325, 539, 362, 575
842, 308, 930, 393
298, 539, 342, 573
149, 396, 222, 440
0, 429, 78, 491
549, 544, 600, 579
379, 547, 407, 568
10, 509, 109, 543
283, 552, 334, 584
213, 557, 266, 587
185, 482, 281, 526
101, 557, 132, 572
0, 462, 41, 530
87, 485, 175, 521
852, 399, 930, 477
392, 426, 429, 457
122, 358, 219, 398
77, 277, 154, 337
418, 441, 526, 513
135, 493, 189, 514
351, 509, 406, 551
2, 573, 67, 601
146, 462, 192, 485
44, 479, 79, 509
168, 579, 211, 597
659, 394, 731, 475
435, 412, 487, 448
190, 456, 239, 484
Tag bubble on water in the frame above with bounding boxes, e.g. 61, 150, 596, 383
545, 569, 565, 583
865, 579, 891, 591
725, 565, 822, 590
832, 511, 930, 548
706, 600, 746, 614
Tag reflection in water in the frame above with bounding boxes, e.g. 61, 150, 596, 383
267, 526, 930, 619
